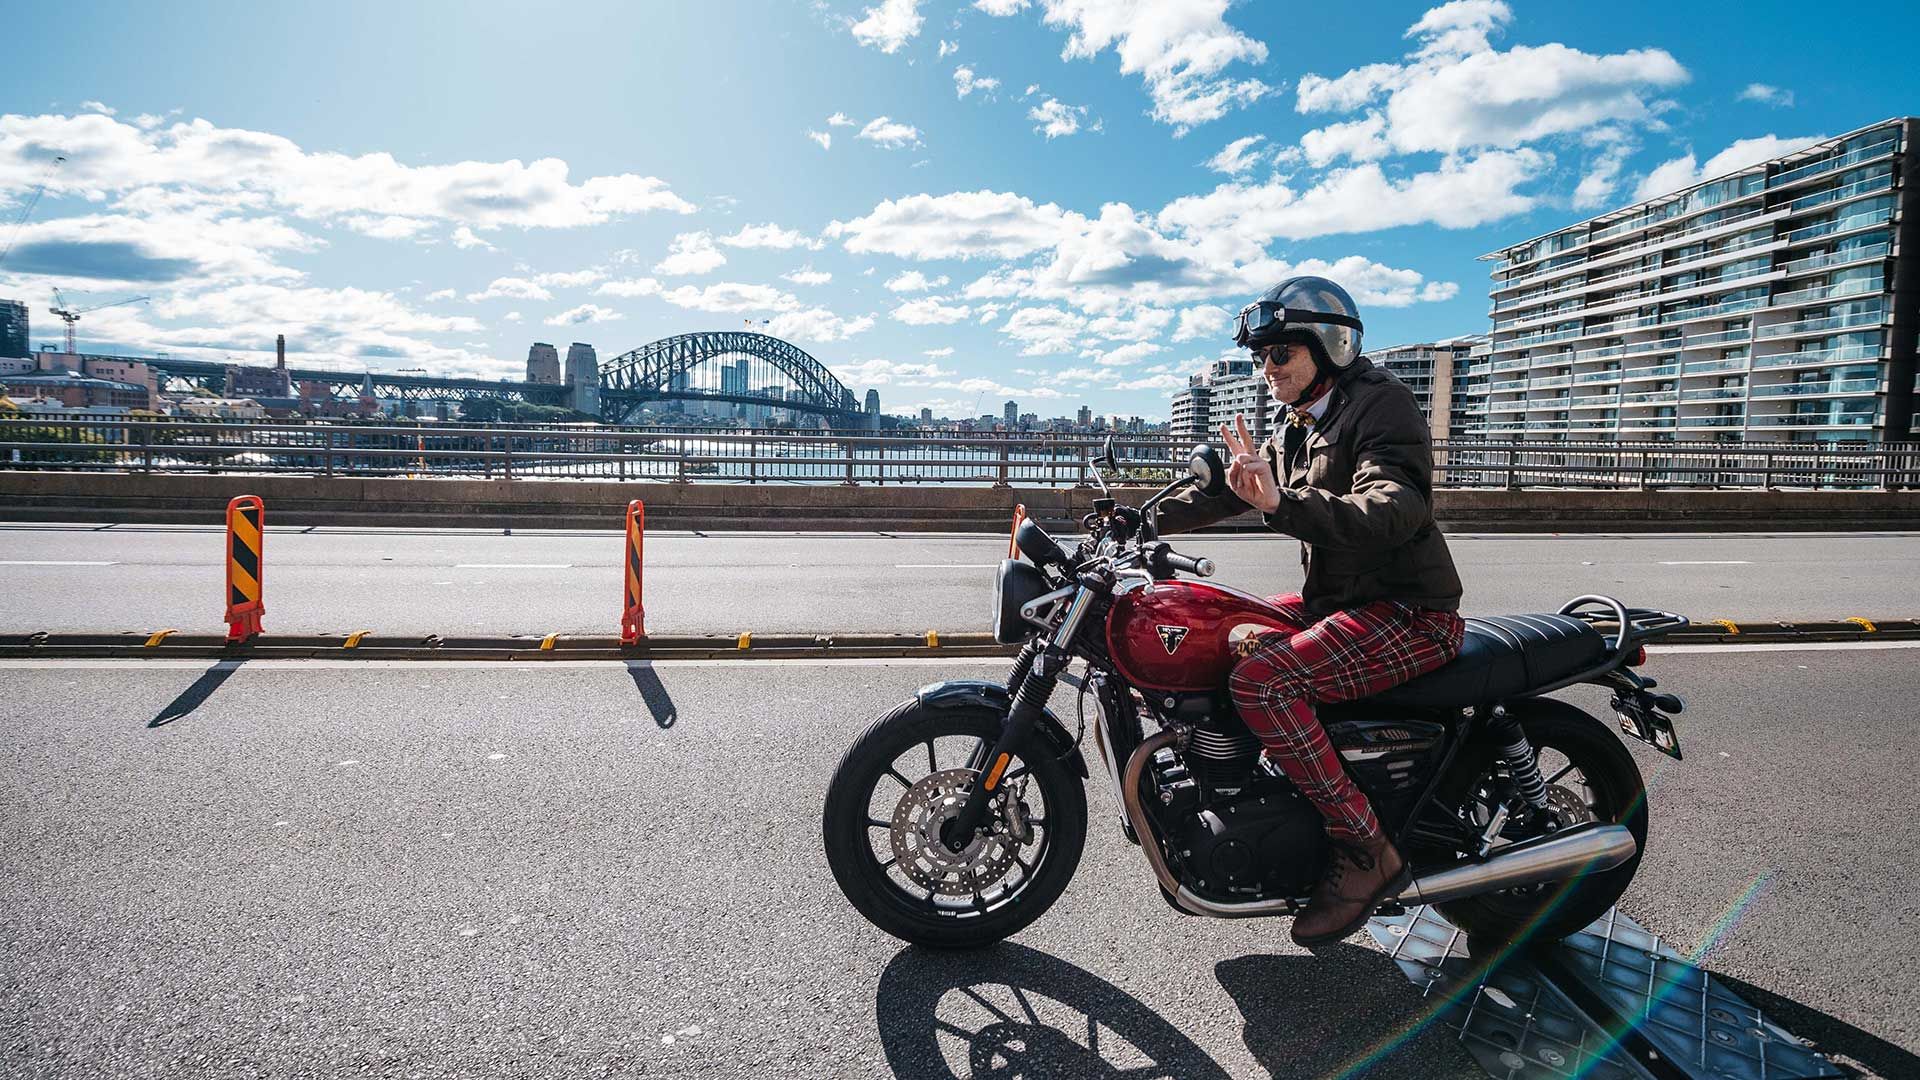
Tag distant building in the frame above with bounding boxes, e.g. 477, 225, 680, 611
526, 342, 561, 384
865, 388, 881, 429
173, 396, 268, 419
1004, 400, 1018, 426
1, 299, 26, 358
1370, 336, 1485, 441
1168, 357, 1255, 447
1478, 117, 1917, 443
0, 370, 149, 410
1210, 367, 1271, 443
920, 407, 933, 424
1076, 405, 1091, 427
565, 342, 599, 414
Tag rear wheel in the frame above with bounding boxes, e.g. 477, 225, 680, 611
1429, 698, 1648, 944
823, 699, 1087, 949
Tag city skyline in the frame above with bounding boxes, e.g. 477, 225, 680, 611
2, 0, 1914, 421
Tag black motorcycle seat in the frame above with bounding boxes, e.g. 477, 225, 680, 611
1367, 614, 1608, 709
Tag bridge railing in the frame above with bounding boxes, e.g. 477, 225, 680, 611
2, 417, 1917, 490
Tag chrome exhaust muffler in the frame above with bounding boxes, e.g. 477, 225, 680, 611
1119, 729, 1639, 919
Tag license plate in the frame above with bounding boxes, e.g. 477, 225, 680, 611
1617, 705, 1682, 760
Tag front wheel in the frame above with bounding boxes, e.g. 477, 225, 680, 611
823, 699, 1087, 949
1428, 698, 1649, 944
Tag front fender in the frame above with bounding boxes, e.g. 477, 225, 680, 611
917, 679, 1091, 778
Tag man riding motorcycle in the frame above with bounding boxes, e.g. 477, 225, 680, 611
1153, 276, 1468, 946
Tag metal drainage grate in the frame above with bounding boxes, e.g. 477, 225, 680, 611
1366, 906, 1842, 1080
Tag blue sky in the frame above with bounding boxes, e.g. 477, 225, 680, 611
2, 0, 1914, 420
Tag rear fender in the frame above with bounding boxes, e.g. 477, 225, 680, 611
917, 679, 1091, 778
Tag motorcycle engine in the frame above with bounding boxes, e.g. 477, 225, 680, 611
1151, 707, 1449, 902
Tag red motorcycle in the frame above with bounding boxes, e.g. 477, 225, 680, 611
824, 443, 1689, 948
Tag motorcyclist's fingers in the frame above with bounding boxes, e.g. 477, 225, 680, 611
1234, 413, 1252, 449
1217, 422, 1241, 454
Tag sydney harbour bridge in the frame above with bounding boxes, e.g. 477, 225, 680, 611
144, 330, 869, 427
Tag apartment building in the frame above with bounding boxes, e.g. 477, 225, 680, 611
1169, 357, 1254, 446
1476, 118, 1916, 443
1370, 336, 1487, 441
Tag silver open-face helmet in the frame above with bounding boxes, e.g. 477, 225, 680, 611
1233, 276, 1364, 372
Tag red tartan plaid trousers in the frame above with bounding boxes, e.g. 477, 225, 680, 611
1227, 593, 1465, 843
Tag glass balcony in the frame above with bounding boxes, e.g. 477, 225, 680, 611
1755, 310, 1885, 339
1530, 375, 1572, 389
1770, 277, 1883, 308
1500, 327, 1584, 350
1619, 364, 1681, 381
1768, 139, 1899, 190
1776, 241, 1890, 277
1683, 357, 1749, 375
1749, 412, 1877, 427
1524, 398, 1570, 411
1749, 377, 1880, 398
1680, 386, 1745, 400
1751, 344, 1883, 369
1494, 204, 1776, 291
1616, 416, 1679, 429
1660, 296, 1768, 326
1780, 205, 1897, 246
1677, 415, 1745, 427
1681, 327, 1753, 349
1490, 358, 1530, 373
1575, 369, 1623, 385
1621, 390, 1680, 405
1567, 394, 1619, 408
1783, 174, 1895, 214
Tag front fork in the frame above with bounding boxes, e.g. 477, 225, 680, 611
943, 583, 1097, 850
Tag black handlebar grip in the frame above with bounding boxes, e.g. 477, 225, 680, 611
1164, 551, 1215, 577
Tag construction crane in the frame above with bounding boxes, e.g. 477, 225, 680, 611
0, 154, 65, 270
48, 288, 149, 355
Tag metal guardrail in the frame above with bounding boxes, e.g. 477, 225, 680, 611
2, 417, 1917, 490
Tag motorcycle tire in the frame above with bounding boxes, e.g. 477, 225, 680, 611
823, 697, 1087, 950
1428, 698, 1649, 945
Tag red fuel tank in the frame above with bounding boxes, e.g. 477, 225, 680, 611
1106, 580, 1299, 692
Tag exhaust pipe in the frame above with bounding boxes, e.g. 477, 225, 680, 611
1120, 730, 1639, 919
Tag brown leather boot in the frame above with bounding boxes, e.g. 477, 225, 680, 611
1291, 833, 1411, 947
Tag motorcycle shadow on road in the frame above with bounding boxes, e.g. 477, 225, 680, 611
872, 939, 1469, 1079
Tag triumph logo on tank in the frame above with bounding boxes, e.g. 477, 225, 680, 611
1155, 625, 1190, 654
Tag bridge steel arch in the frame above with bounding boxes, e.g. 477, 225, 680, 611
597, 331, 860, 425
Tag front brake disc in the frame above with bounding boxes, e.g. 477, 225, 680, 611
889, 768, 1022, 897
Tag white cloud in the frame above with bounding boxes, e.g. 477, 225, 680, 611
1633, 133, 1825, 201
1571, 138, 1635, 210
955, 66, 1002, 99
1173, 304, 1228, 342
765, 307, 875, 342
424, 288, 456, 301
342, 214, 433, 240
1158, 149, 1547, 243
1029, 98, 1088, 139
1086, 341, 1163, 367
720, 223, 823, 250
1114, 372, 1186, 392
658, 281, 800, 313
502, 311, 522, 323
1205, 135, 1266, 176
850, 0, 923, 54
923, 346, 955, 357
1294, 3, 1687, 161
857, 117, 923, 149
466, 276, 551, 302
0, 112, 695, 231
79, 101, 116, 116
806, 130, 832, 150
782, 266, 833, 286
974, 0, 1027, 13
885, 270, 950, 292
450, 225, 494, 250
533, 269, 604, 288
1739, 83, 1794, 108
654, 231, 727, 275
1032, 0, 1272, 133
892, 296, 973, 325
545, 303, 622, 326
833, 357, 955, 385
939, 39, 959, 58
595, 277, 662, 298
827, 112, 856, 127
829, 190, 1077, 260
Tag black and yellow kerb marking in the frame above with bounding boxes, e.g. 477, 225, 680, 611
224, 495, 265, 641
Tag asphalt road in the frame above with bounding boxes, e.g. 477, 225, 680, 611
1, 646, 1916, 1078
2, 523, 1917, 637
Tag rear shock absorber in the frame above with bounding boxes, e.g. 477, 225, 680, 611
1489, 705, 1549, 810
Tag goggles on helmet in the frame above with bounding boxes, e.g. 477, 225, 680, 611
1232, 300, 1364, 348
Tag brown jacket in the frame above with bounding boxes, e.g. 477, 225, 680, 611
1155, 356, 1464, 617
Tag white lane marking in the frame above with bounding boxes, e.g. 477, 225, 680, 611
894, 564, 998, 569
453, 563, 572, 569
0, 560, 116, 566
1658, 560, 1753, 565
5, 640, 1919, 672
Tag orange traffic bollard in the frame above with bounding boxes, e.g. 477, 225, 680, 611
621, 499, 646, 644
1007, 503, 1027, 559
224, 494, 265, 642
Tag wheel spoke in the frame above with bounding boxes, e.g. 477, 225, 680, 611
1002, 764, 1029, 784
927, 740, 939, 773
1544, 762, 1577, 787
876, 855, 896, 870
885, 766, 912, 789
867, 816, 890, 829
